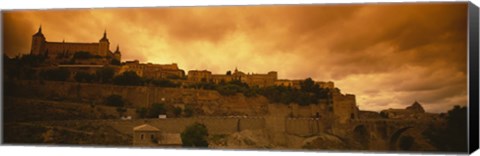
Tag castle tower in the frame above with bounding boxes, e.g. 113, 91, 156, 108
31, 26, 46, 55
113, 44, 121, 61
98, 30, 110, 57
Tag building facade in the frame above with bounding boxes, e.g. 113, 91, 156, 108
187, 68, 278, 87
30, 26, 121, 65
119, 60, 185, 79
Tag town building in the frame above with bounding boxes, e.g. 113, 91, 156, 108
119, 60, 185, 79
133, 124, 182, 147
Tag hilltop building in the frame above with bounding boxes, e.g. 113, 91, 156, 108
380, 101, 432, 120
30, 26, 121, 65
133, 124, 182, 147
120, 60, 185, 79
187, 68, 334, 89
187, 68, 277, 87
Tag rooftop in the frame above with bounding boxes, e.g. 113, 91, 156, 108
133, 124, 160, 132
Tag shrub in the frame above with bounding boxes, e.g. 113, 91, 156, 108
146, 103, 166, 118
40, 68, 70, 81
216, 84, 241, 96
181, 123, 209, 147
113, 71, 143, 86
96, 67, 115, 83
151, 79, 179, 88
74, 72, 95, 83
173, 106, 183, 117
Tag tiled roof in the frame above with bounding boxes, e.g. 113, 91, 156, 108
133, 124, 160, 132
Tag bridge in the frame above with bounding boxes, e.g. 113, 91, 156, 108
347, 118, 445, 151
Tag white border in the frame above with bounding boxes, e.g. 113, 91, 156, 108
0, 0, 478, 156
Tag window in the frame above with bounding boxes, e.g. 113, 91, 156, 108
140, 134, 144, 140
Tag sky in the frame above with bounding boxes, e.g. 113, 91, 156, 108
2, 2, 469, 113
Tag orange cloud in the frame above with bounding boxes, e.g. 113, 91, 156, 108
2, 3, 469, 113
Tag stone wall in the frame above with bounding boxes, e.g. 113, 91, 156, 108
332, 93, 358, 123
285, 118, 324, 137
12, 80, 221, 109
37, 117, 266, 136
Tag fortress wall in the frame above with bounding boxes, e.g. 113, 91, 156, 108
285, 118, 323, 136
12, 80, 272, 116
12, 80, 222, 108
197, 118, 240, 134
332, 94, 358, 123
239, 117, 266, 131
44, 117, 266, 136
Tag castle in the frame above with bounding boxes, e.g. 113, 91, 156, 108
188, 68, 335, 89
30, 26, 121, 65
29, 27, 335, 89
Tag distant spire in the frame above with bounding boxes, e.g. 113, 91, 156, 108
33, 25, 44, 37
100, 29, 109, 42
116, 45, 119, 52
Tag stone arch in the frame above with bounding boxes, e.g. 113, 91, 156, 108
389, 126, 414, 150
353, 125, 370, 149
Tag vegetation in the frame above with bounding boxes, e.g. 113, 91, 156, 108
173, 106, 183, 117
96, 67, 115, 83
186, 78, 330, 105
423, 105, 467, 152
113, 71, 143, 86
74, 72, 95, 83
39, 68, 71, 81
146, 103, 167, 118
148, 79, 180, 88
181, 122, 209, 148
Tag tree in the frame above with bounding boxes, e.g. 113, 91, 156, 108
300, 77, 315, 92
146, 103, 166, 118
96, 67, 115, 83
226, 70, 232, 75
105, 95, 125, 107
113, 71, 143, 86
136, 107, 148, 119
173, 106, 183, 117
181, 122, 209, 147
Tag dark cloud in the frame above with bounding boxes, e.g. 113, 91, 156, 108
3, 12, 36, 56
